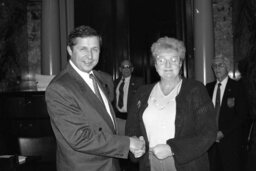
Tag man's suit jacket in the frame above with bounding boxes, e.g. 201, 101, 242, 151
114, 76, 144, 113
45, 63, 130, 171
206, 78, 248, 149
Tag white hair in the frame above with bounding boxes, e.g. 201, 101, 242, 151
213, 54, 232, 71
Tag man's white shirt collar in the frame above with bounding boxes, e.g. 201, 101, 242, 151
69, 60, 115, 126
69, 60, 92, 81
216, 76, 228, 87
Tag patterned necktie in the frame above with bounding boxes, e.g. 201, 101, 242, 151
215, 83, 221, 128
118, 78, 125, 108
89, 74, 105, 106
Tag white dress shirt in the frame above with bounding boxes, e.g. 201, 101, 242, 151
143, 80, 182, 148
69, 60, 114, 125
212, 76, 228, 107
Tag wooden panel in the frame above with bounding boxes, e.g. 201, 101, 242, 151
73, 0, 192, 82
19, 137, 56, 162
0, 91, 48, 118
0, 91, 56, 170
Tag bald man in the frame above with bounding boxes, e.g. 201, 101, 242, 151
114, 60, 144, 120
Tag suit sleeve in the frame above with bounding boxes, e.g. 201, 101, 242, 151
45, 82, 130, 159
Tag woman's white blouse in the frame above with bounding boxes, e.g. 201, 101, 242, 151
143, 80, 182, 148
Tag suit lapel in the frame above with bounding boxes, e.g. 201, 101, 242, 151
208, 82, 216, 98
67, 65, 116, 133
93, 71, 117, 132
114, 77, 121, 87
128, 76, 136, 95
85, 85, 116, 133
127, 76, 137, 107
221, 78, 232, 110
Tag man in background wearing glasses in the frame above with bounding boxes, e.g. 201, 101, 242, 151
114, 59, 144, 171
114, 59, 144, 121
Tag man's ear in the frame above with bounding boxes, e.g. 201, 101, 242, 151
67, 46, 72, 56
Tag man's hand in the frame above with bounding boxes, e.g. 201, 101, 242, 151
129, 136, 145, 158
150, 144, 173, 160
216, 131, 224, 142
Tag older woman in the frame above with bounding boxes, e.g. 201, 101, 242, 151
125, 37, 217, 171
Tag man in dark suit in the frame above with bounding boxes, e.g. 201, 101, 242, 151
206, 54, 249, 171
114, 59, 144, 171
45, 25, 145, 171
114, 59, 144, 120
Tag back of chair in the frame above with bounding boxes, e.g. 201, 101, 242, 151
0, 155, 18, 171
18, 136, 56, 162
0, 133, 19, 155
0, 91, 56, 170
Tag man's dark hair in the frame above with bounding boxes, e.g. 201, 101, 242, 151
67, 25, 102, 48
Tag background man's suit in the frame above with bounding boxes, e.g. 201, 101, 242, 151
45, 63, 130, 171
206, 77, 248, 171
114, 75, 144, 171
97, 70, 114, 102
114, 76, 144, 117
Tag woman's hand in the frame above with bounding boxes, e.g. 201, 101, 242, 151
150, 144, 174, 159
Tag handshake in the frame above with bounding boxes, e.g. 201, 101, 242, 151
129, 136, 146, 158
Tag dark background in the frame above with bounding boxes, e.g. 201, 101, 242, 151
74, 0, 192, 83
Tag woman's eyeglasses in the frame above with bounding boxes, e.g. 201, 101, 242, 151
156, 56, 180, 65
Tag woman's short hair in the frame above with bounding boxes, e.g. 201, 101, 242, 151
151, 37, 186, 62
67, 25, 102, 48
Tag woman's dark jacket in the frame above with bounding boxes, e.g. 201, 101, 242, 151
125, 78, 217, 171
